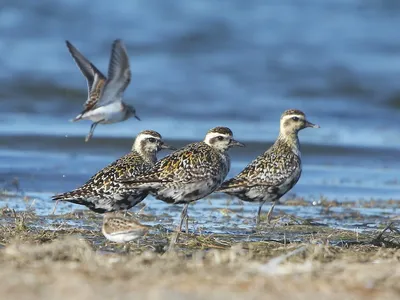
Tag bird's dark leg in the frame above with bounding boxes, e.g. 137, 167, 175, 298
85, 121, 101, 142
266, 201, 276, 224
179, 203, 189, 233
256, 201, 265, 226
51, 200, 59, 215
173, 203, 189, 244
185, 210, 189, 234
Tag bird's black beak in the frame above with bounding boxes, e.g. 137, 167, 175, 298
134, 115, 141, 121
160, 142, 177, 150
229, 139, 245, 147
305, 120, 320, 128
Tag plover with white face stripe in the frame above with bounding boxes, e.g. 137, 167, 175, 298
218, 109, 319, 225
66, 39, 140, 142
120, 127, 244, 244
52, 130, 175, 213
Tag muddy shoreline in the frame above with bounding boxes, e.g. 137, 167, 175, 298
0, 201, 399, 299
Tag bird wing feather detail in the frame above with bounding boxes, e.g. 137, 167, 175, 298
219, 143, 300, 191
65, 40, 107, 113
52, 151, 151, 201
97, 39, 131, 107
120, 142, 221, 186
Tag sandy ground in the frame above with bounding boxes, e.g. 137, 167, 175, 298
0, 201, 399, 300
0, 233, 399, 300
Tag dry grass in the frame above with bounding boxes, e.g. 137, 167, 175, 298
0, 200, 399, 299
0, 236, 399, 300
0, 208, 398, 300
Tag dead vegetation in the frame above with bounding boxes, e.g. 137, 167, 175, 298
0, 195, 399, 299
0, 234, 399, 300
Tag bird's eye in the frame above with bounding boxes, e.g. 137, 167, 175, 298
148, 138, 156, 143
217, 136, 224, 141
292, 117, 299, 121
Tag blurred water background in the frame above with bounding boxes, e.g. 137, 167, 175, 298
1, 0, 400, 228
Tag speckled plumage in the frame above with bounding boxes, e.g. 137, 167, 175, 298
218, 109, 319, 224
66, 39, 140, 142
102, 213, 150, 243
121, 142, 228, 204
120, 126, 244, 243
52, 130, 173, 213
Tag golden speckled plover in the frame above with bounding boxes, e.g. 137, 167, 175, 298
218, 109, 319, 225
66, 39, 140, 142
52, 130, 174, 212
120, 126, 244, 244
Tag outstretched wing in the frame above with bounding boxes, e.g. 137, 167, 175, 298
65, 40, 107, 112
97, 39, 131, 107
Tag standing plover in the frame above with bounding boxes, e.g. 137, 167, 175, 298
52, 130, 174, 213
66, 39, 140, 142
120, 127, 244, 243
102, 212, 150, 243
218, 109, 319, 225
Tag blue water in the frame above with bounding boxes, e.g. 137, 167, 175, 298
1, 1, 400, 229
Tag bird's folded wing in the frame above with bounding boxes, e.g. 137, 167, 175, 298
120, 142, 218, 185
